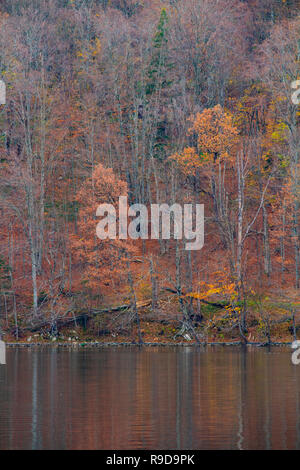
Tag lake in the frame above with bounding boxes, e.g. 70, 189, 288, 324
0, 346, 299, 450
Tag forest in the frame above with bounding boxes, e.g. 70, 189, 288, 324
0, 0, 299, 345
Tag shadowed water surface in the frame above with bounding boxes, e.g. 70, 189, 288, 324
0, 346, 299, 449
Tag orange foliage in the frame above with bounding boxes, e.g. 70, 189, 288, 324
71, 163, 136, 295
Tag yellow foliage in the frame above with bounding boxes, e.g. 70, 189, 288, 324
171, 105, 238, 175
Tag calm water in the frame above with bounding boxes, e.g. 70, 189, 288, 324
0, 346, 300, 450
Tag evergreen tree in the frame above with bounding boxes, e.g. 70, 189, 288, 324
146, 8, 173, 96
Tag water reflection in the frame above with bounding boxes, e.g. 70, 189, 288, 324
0, 346, 299, 449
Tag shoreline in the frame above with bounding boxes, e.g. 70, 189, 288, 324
4, 341, 293, 348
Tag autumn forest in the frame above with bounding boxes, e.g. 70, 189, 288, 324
0, 0, 299, 345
